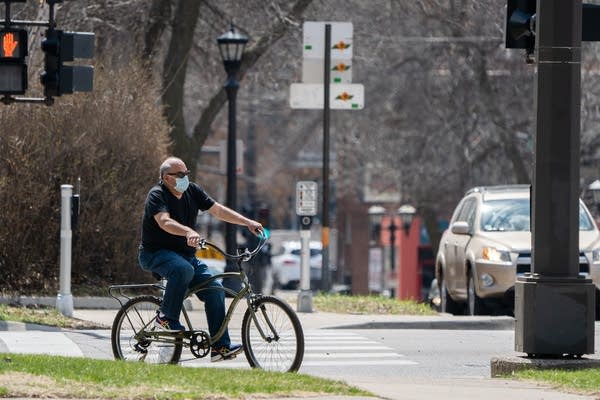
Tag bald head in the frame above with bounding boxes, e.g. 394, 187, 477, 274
159, 157, 186, 180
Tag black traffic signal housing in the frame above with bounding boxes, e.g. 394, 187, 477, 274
41, 29, 94, 98
0, 28, 28, 95
506, 1, 600, 58
40, 29, 61, 97
505, 0, 536, 57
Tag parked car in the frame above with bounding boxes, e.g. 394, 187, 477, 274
435, 185, 600, 316
271, 240, 325, 289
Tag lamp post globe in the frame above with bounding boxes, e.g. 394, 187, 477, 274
217, 24, 248, 289
368, 205, 385, 246
398, 204, 416, 236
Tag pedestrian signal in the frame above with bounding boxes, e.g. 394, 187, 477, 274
0, 29, 28, 95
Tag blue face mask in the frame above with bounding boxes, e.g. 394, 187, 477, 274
174, 175, 190, 193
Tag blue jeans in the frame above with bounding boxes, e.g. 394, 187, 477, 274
138, 247, 231, 347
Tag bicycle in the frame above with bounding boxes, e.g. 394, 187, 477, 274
108, 233, 305, 372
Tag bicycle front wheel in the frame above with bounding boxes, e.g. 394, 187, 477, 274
111, 295, 182, 364
241, 296, 304, 372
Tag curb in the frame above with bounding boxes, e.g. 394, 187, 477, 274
0, 321, 62, 332
0, 296, 120, 309
491, 355, 600, 376
330, 318, 515, 330
0, 296, 193, 310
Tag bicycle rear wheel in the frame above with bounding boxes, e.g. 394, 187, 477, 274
111, 295, 182, 364
241, 295, 304, 372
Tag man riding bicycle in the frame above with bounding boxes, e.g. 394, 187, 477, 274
138, 156, 263, 362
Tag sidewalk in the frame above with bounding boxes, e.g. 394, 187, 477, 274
0, 297, 597, 400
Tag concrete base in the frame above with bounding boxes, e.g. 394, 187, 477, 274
56, 293, 73, 317
515, 275, 595, 356
491, 354, 600, 377
297, 290, 313, 313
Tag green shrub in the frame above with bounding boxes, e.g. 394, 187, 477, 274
0, 61, 170, 293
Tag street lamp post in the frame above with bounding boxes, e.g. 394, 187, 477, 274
368, 205, 386, 294
395, 204, 416, 298
388, 215, 397, 298
217, 25, 248, 288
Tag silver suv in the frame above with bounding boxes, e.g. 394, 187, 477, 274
435, 185, 600, 316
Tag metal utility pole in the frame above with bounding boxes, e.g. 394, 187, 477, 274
321, 23, 331, 293
515, 0, 595, 356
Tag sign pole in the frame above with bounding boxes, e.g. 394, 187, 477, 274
321, 23, 331, 293
296, 181, 317, 312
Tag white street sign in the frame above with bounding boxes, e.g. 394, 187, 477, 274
296, 181, 318, 216
290, 83, 364, 110
303, 21, 353, 60
302, 58, 353, 84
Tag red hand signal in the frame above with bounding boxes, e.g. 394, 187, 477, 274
3, 32, 18, 57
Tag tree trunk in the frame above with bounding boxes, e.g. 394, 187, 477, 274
162, 0, 202, 164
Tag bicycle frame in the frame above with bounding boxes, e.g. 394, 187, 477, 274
108, 253, 276, 352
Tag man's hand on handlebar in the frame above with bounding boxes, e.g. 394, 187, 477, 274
185, 230, 202, 248
246, 220, 263, 237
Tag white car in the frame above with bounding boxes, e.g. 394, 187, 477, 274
271, 241, 323, 289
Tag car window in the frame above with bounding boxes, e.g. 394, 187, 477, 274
289, 249, 321, 257
457, 198, 475, 223
480, 198, 594, 232
579, 206, 595, 230
450, 199, 466, 223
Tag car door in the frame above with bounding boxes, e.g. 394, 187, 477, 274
442, 199, 467, 294
453, 198, 477, 298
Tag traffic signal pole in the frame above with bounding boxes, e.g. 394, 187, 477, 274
514, 0, 595, 357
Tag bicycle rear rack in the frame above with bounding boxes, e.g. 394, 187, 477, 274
108, 282, 166, 308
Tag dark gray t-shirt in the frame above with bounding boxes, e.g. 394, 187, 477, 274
140, 181, 215, 256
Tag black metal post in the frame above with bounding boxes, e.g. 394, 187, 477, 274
321, 24, 331, 292
515, 0, 595, 356
223, 75, 240, 290
389, 219, 397, 298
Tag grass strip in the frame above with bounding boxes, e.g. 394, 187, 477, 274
313, 293, 436, 315
0, 354, 371, 399
514, 368, 600, 396
0, 304, 104, 329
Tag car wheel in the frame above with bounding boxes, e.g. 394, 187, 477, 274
439, 276, 462, 315
467, 270, 487, 316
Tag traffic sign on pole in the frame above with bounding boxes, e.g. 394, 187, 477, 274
290, 83, 364, 110
296, 180, 318, 216
302, 58, 352, 84
303, 21, 353, 60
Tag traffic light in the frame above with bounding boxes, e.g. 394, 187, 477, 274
506, 1, 600, 54
41, 29, 95, 98
0, 29, 28, 95
505, 0, 536, 51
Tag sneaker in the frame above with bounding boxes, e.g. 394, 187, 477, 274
154, 313, 185, 332
211, 343, 243, 362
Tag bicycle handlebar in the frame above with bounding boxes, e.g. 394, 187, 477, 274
198, 230, 269, 263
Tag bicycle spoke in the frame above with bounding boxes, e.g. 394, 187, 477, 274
111, 296, 182, 364
242, 296, 304, 372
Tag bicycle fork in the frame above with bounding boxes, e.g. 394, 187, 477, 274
247, 297, 280, 343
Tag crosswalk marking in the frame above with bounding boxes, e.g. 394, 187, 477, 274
182, 330, 417, 369
0, 329, 418, 370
